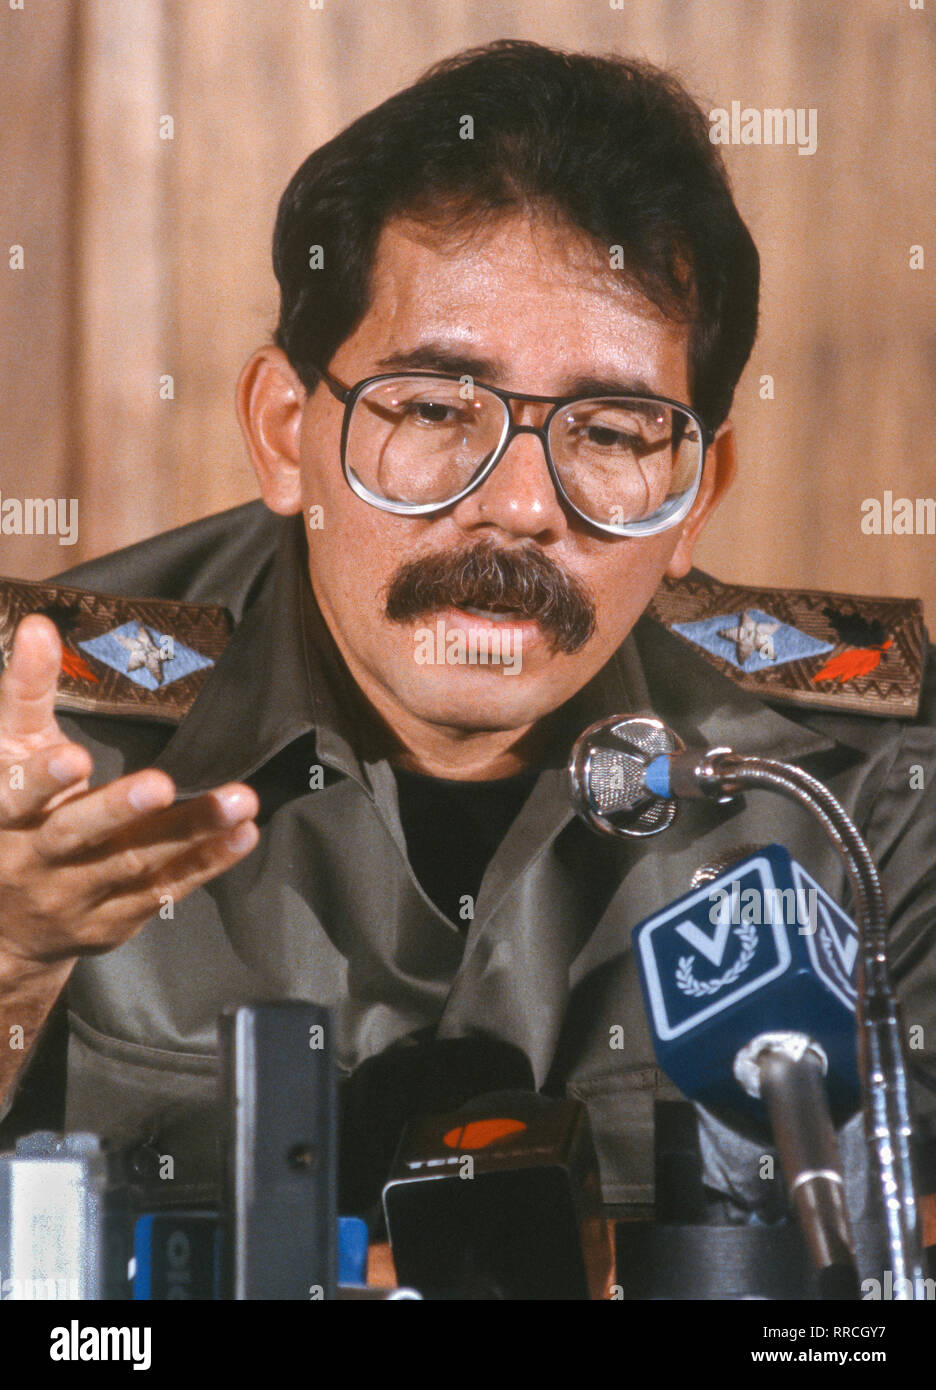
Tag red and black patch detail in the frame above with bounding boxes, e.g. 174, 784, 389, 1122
812, 606, 893, 686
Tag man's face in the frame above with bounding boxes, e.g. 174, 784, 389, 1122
248, 212, 731, 757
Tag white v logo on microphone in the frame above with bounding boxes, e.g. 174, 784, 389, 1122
818, 900, 859, 977
675, 916, 733, 966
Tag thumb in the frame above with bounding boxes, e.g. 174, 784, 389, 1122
0, 615, 64, 742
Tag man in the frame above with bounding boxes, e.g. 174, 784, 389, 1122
0, 41, 933, 1233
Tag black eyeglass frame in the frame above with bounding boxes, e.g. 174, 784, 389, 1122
313, 364, 715, 538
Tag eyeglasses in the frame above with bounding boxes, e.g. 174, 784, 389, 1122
314, 365, 714, 537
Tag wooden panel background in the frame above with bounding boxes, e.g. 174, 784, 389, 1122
1, 0, 934, 624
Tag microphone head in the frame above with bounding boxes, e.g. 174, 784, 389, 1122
567, 715, 684, 838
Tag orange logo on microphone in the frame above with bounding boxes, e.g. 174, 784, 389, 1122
442, 1118, 527, 1150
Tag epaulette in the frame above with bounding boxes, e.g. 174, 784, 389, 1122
647, 571, 925, 719
0, 576, 233, 724
1, 570, 925, 725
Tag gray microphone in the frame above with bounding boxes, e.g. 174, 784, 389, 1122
567, 715, 684, 838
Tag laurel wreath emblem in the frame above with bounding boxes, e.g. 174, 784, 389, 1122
675, 923, 758, 997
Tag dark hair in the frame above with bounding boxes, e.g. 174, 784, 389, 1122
273, 40, 759, 429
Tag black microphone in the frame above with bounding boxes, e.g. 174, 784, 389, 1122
339, 1034, 535, 1216
219, 1001, 338, 1300
382, 1089, 611, 1299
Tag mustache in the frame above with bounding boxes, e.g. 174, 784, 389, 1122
383, 541, 597, 655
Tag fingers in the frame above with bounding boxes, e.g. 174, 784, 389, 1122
33, 770, 176, 861
0, 777, 261, 963
5, 813, 261, 964
80, 784, 260, 902
95, 819, 261, 931
0, 616, 63, 742
35, 775, 257, 865
0, 619, 264, 964
0, 741, 93, 826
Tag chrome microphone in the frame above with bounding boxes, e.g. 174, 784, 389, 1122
566, 715, 684, 838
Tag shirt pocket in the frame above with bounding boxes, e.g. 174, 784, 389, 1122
66, 1010, 220, 1208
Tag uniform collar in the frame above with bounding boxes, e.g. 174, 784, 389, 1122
155, 516, 835, 796
154, 515, 364, 795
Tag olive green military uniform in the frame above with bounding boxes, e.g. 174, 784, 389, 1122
2, 500, 935, 1214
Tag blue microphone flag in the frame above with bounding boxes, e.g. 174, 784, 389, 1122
631, 845, 860, 1116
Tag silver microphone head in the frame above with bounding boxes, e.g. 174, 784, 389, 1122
567, 715, 684, 838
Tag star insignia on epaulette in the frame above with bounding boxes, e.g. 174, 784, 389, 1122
718, 611, 782, 664
79, 622, 213, 692
670, 606, 833, 674
116, 625, 172, 684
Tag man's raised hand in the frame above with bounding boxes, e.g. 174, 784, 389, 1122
0, 614, 259, 968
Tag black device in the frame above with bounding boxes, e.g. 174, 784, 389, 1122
218, 1001, 338, 1300
339, 1032, 535, 1215
383, 1090, 611, 1299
